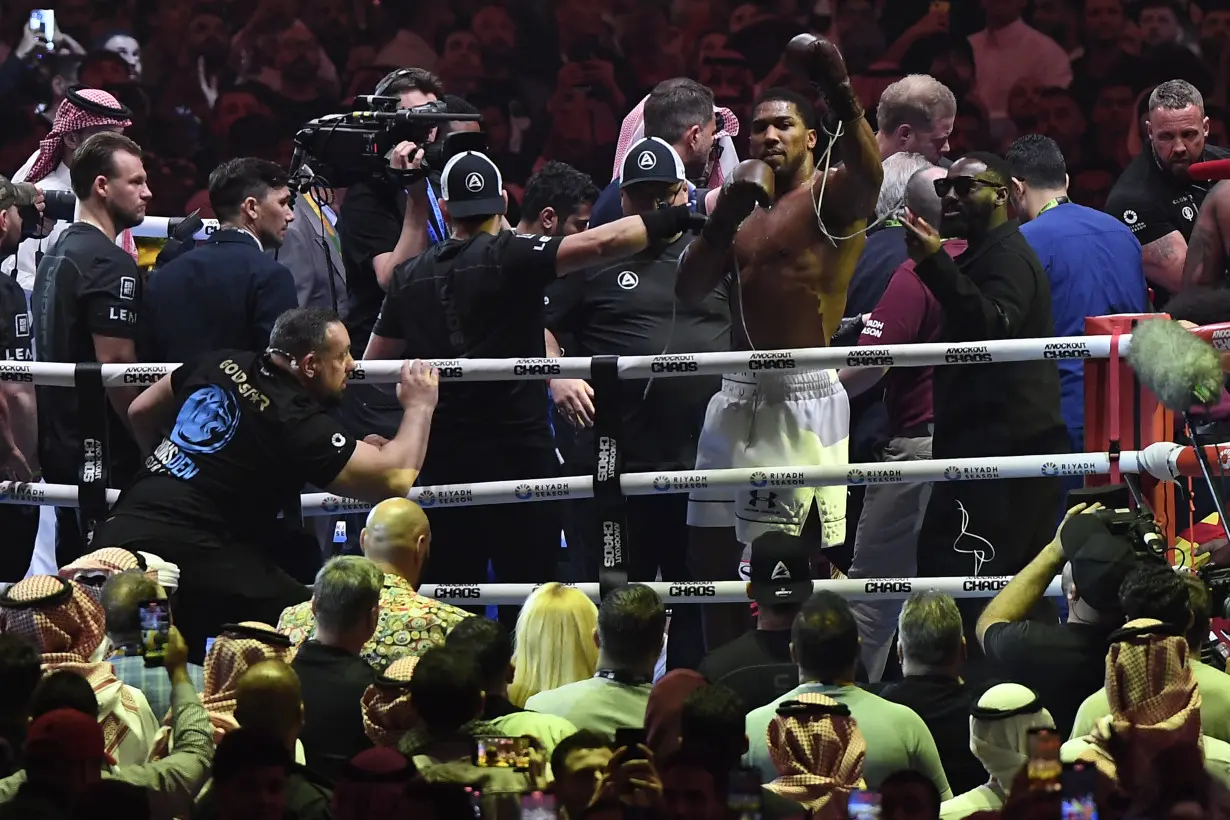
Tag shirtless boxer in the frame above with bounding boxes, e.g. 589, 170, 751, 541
675, 34, 883, 647
1183, 180, 1230, 287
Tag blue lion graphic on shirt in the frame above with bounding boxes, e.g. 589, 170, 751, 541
170, 384, 240, 454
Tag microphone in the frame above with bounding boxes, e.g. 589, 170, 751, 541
1125, 318, 1223, 411
1188, 159, 1230, 181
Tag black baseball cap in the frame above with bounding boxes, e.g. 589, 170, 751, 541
748, 531, 813, 605
620, 137, 686, 188
1061, 515, 1135, 612
441, 151, 506, 219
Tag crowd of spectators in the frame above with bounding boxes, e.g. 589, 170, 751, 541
3, 0, 1230, 817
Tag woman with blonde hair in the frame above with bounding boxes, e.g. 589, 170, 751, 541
509, 583, 598, 707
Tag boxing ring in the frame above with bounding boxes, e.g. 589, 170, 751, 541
8, 324, 1227, 605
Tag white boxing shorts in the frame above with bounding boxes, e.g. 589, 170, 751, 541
686, 369, 850, 546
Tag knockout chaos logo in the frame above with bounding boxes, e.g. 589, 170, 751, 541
0, 364, 33, 383
669, 584, 716, 597
748, 352, 796, 371
864, 580, 912, 594
513, 358, 561, 377
1043, 342, 1091, 360
963, 577, 1011, 592
428, 360, 465, 379
650, 355, 699, 374
846, 349, 894, 367
122, 365, 169, 385
597, 437, 617, 482
944, 346, 992, 364
434, 586, 482, 600
602, 520, 622, 568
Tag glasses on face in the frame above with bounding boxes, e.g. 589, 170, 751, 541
934, 176, 1002, 197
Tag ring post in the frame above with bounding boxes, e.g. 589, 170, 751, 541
591, 355, 628, 600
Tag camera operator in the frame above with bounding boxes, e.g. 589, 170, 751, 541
974, 503, 1134, 737
0, 176, 43, 581
31, 132, 151, 566
363, 150, 698, 618
337, 67, 446, 356
91, 308, 441, 662
1, 87, 135, 291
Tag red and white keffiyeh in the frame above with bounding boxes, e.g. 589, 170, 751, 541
0, 575, 144, 759
765, 693, 867, 817
362, 655, 420, 746
26, 89, 132, 185
58, 548, 158, 604
612, 96, 740, 188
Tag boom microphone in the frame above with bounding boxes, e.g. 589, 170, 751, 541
1188, 159, 1230, 181
1126, 318, 1223, 411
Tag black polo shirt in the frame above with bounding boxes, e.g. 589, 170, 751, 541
337, 180, 406, 355
31, 222, 143, 482
93, 350, 356, 592
877, 675, 984, 796
372, 230, 565, 447
0, 276, 33, 363
1105, 145, 1230, 247
292, 641, 377, 782
543, 234, 731, 471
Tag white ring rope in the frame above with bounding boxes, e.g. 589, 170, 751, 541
1, 334, 1126, 388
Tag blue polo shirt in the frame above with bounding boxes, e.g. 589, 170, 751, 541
1020, 201, 1147, 445
589, 178, 701, 227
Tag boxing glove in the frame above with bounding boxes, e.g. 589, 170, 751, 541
783, 33, 864, 122
702, 160, 775, 250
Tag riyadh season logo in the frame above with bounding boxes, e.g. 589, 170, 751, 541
653, 475, 671, 492
418, 490, 437, 508
943, 467, 962, 481
514, 484, 533, 500
847, 469, 865, 485
1042, 462, 1060, 477
750, 471, 768, 488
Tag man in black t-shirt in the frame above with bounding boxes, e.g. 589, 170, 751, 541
975, 507, 1133, 737
31, 132, 151, 564
0, 176, 42, 581
93, 307, 442, 662
545, 137, 730, 669
364, 150, 696, 616
1104, 80, 1230, 302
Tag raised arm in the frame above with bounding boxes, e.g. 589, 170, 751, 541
554, 206, 695, 276
676, 161, 773, 304
1183, 184, 1228, 289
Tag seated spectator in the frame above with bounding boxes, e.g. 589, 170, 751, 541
745, 592, 951, 797
646, 670, 707, 759
0, 576, 157, 766
210, 729, 293, 820
941, 683, 1054, 820
551, 731, 613, 820
194, 660, 330, 820
0, 709, 109, 819
100, 570, 206, 720
764, 694, 867, 818
976, 507, 1133, 736
0, 635, 41, 779
509, 582, 599, 707
882, 770, 942, 820
697, 532, 807, 710
279, 499, 470, 672
361, 656, 420, 747
331, 747, 416, 820
1062, 618, 1230, 786
659, 746, 732, 820
57, 547, 151, 605
292, 556, 381, 781
0, 627, 214, 820
446, 617, 578, 768
527, 584, 665, 738
152, 622, 295, 758
399, 646, 537, 815
1071, 569, 1230, 743
879, 592, 983, 795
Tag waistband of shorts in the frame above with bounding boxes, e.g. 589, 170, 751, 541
720, 369, 843, 401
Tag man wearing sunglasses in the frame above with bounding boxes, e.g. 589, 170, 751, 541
903, 152, 1068, 650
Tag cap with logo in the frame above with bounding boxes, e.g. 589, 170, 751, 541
620, 137, 686, 189
1060, 514, 1136, 612
748, 531, 814, 605
0, 175, 37, 211
441, 151, 506, 219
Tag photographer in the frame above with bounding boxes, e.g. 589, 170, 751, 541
974, 503, 1134, 736
0, 176, 42, 582
364, 150, 697, 618
336, 67, 446, 356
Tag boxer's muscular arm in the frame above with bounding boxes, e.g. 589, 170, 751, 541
1183, 185, 1228, 288
676, 163, 773, 304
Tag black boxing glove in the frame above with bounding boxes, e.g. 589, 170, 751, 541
701, 160, 774, 250
639, 204, 694, 243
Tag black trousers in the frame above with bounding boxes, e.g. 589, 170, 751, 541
417, 438, 562, 626
0, 505, 41, 583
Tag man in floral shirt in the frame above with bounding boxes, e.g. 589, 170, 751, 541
277, 498, 470, 671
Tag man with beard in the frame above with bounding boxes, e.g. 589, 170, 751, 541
31, 132, 151, 566
267, 22, 338, 132
140, 158, 298, 363
1105, 80, 1230, 300
902, 152, 1067, 654
1183, 181, 1230, 287
92, 308, 442, 661
676, 35, 883, 650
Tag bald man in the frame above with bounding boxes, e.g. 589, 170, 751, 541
277, 499, 471, 671
194, 660, 331, 820
837, 164, 959, 681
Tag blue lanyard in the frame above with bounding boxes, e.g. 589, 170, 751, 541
424, 179, 448, 245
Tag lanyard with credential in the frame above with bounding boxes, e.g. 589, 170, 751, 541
423, 179, 448, 245
1037, 196, 1070, 216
